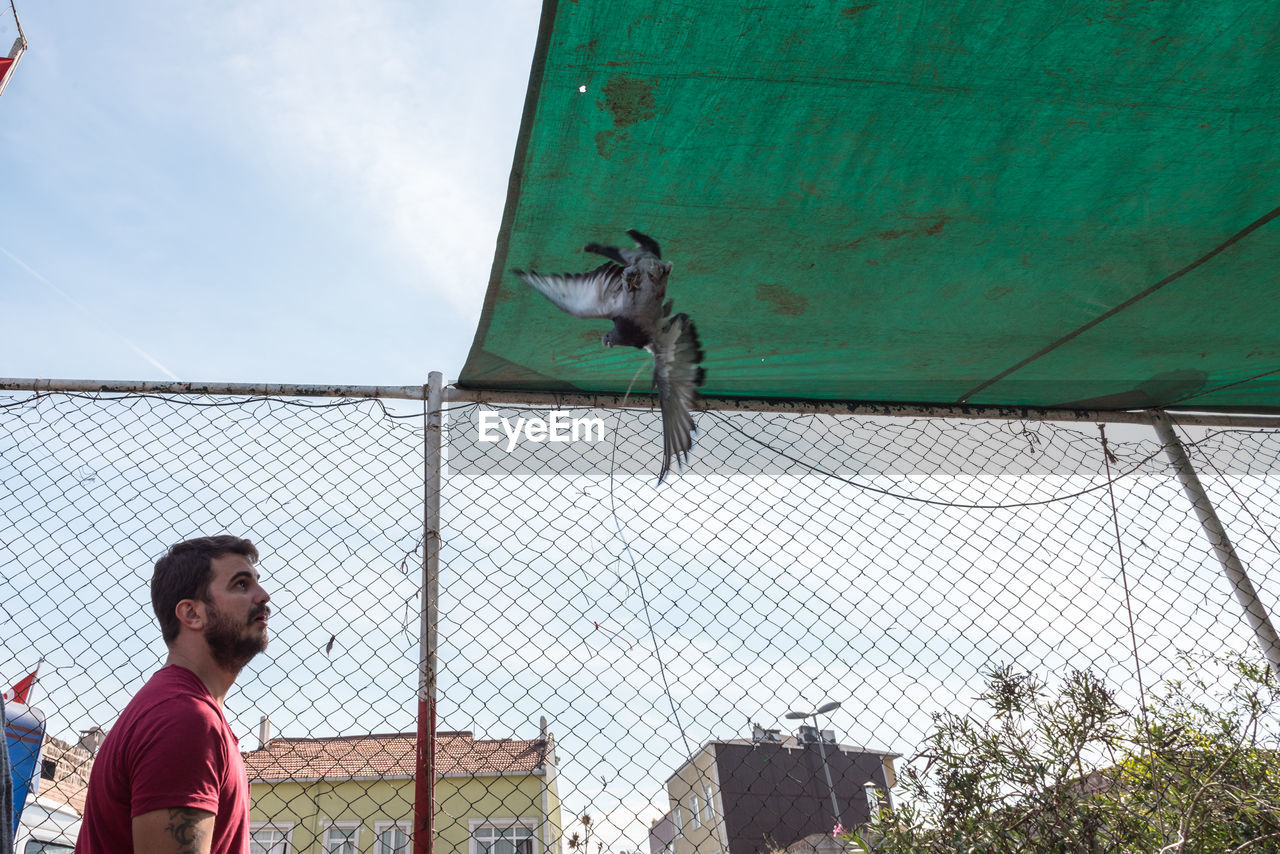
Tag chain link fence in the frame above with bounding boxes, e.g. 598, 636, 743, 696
3, 389, 1279, 853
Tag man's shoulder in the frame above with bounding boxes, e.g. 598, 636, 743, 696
131, 667, 214, 707
115, 668, 222, 737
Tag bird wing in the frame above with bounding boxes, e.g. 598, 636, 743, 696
625, 229, 662, 259
513, 263, 628, 319
650, 312, 705, 483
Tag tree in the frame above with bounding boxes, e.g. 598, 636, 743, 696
568, 813, 602, 854
840, 652, 1280, 853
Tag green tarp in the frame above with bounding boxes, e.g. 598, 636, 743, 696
462, 0, 1280, 412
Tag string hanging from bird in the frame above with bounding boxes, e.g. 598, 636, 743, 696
516, 231, 704, 758
513, 229, 705, 482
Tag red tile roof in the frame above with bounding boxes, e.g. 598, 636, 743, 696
244, 731, 553, 782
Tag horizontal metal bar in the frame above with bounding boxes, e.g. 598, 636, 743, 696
5, 377, 1280, 427
0, 377, 430, 400
443, 386, 1280, 428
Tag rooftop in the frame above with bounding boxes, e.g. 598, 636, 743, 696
720, 736, 899, 756
38, 775, 88, 815
663, 731, 901, 788
244, 730, 554, 782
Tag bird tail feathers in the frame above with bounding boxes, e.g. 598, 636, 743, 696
652, 311, 705, 483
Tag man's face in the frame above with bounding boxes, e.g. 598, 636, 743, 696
202, 553, 271, 671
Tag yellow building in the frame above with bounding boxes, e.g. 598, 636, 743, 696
244, 722, 562, 854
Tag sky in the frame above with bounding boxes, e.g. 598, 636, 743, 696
0, 0, 541, 386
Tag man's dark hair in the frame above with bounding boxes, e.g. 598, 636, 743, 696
151, 535, 259, 643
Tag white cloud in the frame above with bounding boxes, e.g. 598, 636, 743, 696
202, 0, 539, 315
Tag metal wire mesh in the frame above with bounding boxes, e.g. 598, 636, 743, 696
2, 392, 426, 853
3, 390, 1279, 853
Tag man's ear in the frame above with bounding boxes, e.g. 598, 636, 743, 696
175, 599, 206, 632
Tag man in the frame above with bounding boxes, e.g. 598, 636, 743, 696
78, 535, 271, 854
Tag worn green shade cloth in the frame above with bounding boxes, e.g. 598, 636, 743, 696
462, 0, 1280, 412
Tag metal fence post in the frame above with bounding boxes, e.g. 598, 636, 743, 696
1150, 410, 1280, 678
414, 372, 443, 854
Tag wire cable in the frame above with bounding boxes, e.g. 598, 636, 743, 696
606, 360, 697, 760
1099, 425, 1149, 726
710, 410, 1172, 510
7, 0, 24, 43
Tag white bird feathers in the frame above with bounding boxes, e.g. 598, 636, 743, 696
512, 229, 705, 482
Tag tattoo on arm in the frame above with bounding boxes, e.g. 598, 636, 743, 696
133, 805, 214, 854
165, 808, 210, 853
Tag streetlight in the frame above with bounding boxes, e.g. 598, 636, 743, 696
785, 701, 843, 827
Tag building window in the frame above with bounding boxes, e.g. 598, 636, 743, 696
473, 824, 534, 854
690, 793, 701, 829
249, 825, 291, 854
375, 822, 411, 854
673, 805, 683, 834
702, 784, 714, 823
23, 843, 75, 854
323, 824, 360, 854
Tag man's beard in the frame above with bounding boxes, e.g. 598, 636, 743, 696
204, 601, 269, 671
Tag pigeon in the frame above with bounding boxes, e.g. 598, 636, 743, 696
513, 229, 705, 482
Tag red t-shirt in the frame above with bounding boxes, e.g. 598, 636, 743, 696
77, 666, 249, 854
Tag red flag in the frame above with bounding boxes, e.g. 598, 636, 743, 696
0, 0, 25, 99
4, 662, 40, 704
0, 32, 27, 101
